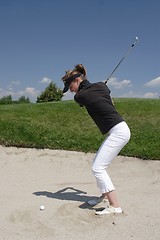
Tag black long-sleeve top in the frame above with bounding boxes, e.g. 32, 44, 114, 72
74, 80, 124, 134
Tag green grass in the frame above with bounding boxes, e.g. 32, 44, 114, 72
0, 98, 159, 160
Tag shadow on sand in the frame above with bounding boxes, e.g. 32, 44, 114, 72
33, 187, 100, 209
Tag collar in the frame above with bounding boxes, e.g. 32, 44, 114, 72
78, 80, 91, 91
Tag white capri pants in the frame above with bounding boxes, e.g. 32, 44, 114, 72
92, 121, 131, 194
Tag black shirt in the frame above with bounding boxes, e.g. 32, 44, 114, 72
74, 80, 124, 134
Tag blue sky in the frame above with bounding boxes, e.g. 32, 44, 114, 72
0, 0, 159, 102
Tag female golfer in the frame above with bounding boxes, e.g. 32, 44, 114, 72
62, 64, 131, 215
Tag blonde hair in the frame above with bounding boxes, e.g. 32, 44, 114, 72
62, 64, 87, 82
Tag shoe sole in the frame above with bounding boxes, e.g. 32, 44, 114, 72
95, 207, 123, 215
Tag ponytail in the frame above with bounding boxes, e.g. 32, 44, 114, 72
74, 64, 87, 78
62, 63, 87, 82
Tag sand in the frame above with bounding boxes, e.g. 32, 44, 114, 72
0, 145, 160, 240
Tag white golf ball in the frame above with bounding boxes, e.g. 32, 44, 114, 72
136, 37, 138, 41
40, 205, 45, 211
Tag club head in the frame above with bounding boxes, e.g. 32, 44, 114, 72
132, 37, 139, 47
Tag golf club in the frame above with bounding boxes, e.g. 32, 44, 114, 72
105, 37, 139, 84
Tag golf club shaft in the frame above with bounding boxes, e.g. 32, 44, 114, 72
105, 37, 138, 84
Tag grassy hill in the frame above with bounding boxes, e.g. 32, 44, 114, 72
0, 98, 159, 160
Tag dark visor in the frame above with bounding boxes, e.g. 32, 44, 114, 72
63, 73, 81, 93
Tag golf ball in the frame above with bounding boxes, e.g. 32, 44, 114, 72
135, 37, 138, 41
40, 205, 45, 211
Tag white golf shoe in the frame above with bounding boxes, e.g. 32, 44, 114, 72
95, 205, 123, 215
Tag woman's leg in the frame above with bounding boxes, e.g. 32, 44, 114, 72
92, 122, 131, 208
102, 191, 119, 208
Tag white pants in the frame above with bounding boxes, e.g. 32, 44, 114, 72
92, 121, 131, 194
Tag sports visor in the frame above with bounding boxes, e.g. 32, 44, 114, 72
63, 73, 81, 93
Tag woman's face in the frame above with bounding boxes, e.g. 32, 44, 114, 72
69, 78, 80, 93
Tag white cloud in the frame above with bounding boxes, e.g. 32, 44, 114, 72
0, 89, 14, 98
118, 90, 159, 99
40, 77, 52, 84
10, 80, 20, 85
62, 91, 74, 100
0, 86, 40, 102
107, 78, 132, 89
145, 77, 160, 87
8, 81, 20, 91
17, 87, 40, 98
142, 92, 159, 98
120, 91, 139, 98
25, 87, 38, 96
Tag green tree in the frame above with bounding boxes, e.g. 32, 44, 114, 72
0, 95, 12, 104
18, 96, 30, 103
37, 82, 63, 103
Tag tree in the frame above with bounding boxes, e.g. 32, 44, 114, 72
0, 95, 12, 104
36, 82, 63, 103
18, 96, 30, 103
0, 95, 30, 104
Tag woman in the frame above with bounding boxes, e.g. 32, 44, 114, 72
62, 64, 131, 215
